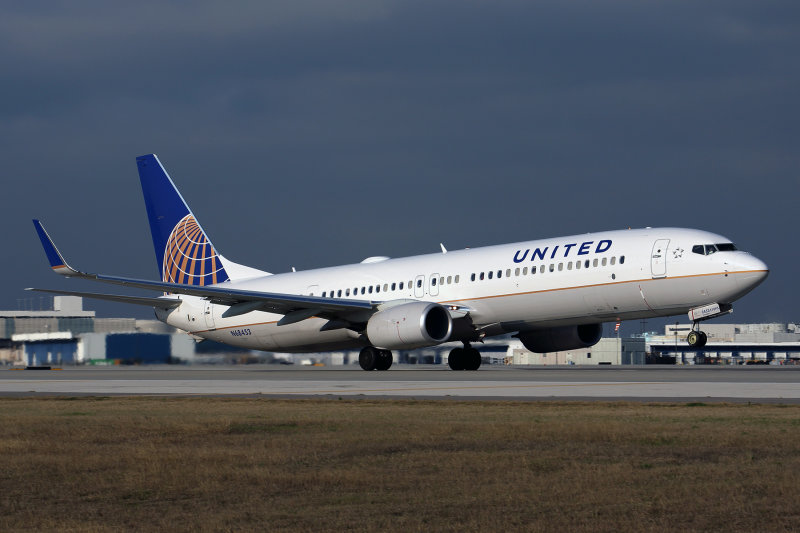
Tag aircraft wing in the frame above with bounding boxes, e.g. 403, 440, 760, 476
32, 219, 375, 319
25, 288, 182, 309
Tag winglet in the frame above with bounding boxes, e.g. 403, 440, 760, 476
32, 220, 82, 276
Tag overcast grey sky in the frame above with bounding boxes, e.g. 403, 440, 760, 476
1, 1, 797, 325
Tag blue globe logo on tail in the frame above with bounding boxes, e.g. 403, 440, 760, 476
163, 214, 228, 285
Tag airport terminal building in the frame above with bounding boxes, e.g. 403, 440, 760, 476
1, 297, 798, 366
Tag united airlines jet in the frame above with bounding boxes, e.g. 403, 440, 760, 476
30, 154, 769, 370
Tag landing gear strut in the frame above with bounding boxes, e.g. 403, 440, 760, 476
686, 324, 708, 348
448, 343, 482, 371
359, 346, 393, 371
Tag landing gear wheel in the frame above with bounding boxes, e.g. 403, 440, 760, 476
359, 346, 378, 371
375, 349, 393, 371
464, 348, 482, 371
448, 348, 465, 370
687, 331, 708, 348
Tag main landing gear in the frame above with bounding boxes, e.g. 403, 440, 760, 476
359, 346, 393, 371
448, 343, 482, 371
687, 324, 708, 348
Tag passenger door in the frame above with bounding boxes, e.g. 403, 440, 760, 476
651, 239, 670, 278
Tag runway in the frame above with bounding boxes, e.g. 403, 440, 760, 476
2, 365, 800, 401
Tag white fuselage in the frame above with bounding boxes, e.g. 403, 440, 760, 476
156, 227, 768, 352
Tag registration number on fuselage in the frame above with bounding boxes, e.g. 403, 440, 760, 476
230, 328, 252, 337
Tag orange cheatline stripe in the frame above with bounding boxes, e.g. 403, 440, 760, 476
438, 269, 768, 304
187, 269, 767, 334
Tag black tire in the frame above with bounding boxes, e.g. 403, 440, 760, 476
359, 347, 377, 371
448, 348, 465, 370
375, 350, 393, 371
697, 331, 708, 348
465, 348, 482, 371
687, 331, 701, 347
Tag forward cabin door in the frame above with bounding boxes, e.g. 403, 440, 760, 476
651, 239, 670, 278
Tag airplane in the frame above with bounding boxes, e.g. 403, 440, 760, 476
29, 154, 769, 371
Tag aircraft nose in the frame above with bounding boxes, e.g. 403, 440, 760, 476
730, 254, 769, 290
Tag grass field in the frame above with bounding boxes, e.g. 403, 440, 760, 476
1, 398, 799, 532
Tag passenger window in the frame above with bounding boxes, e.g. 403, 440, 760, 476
602, 257, 607, 266
431, 278, 437, 286
558, 263, 563, 271
593, 258, 598, 267
447, 276, 452, 284
400, 282, 404, 290
567, 262, 572, 270
391, 283, 396, 291
361, 287, 366, 294
440, 277, 445, 285
515, 268, 520, 276
346, 288, 350, 296
417, 279, 422, 288
620, 256, 625, 264
338, 290, 342, 297
368, 286, 373, 294
322, 292, 326, 297
383, 284, 388, 292
540, 265, 545, 274
455, 275, 460, 283
471, 273, 476, 282
488, 271, 494, 279
610, 257, 616, 265
523, 267, 528, 275
506, 269, 511, 277
375, 285, 380, 293
576, 261, 581, 270
480, 272, 485, 280
549, 264, 555, 272
585, 260, 590, 268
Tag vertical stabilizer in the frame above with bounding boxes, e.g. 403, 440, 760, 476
136, 154, 230, 285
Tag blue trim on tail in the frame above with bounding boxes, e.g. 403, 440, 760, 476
136, 155, 229, 285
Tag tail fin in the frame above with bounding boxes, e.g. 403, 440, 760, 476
137, 154, 230, 285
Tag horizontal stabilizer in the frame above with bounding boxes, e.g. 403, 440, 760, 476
26, 288, 182, 309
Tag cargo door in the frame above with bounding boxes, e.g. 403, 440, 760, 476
651, 239, 670, 278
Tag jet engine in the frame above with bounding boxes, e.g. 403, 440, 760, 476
517, 324, 603, 353
366, 301, 452, 350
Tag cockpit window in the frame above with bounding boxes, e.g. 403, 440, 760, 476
692, 243, 738, 255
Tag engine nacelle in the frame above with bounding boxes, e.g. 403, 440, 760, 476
517, 324, 602, 353
366, 302, 452, 350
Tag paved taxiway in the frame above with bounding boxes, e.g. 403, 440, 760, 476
2, 365, 800, 401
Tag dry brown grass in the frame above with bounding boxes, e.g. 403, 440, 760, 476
1, 398, 799, 532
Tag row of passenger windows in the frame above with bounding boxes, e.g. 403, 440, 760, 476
470, 256, 625, 282
317, 254, 626, 298
320, 275, 462, 298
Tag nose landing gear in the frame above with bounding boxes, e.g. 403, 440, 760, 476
687, 328, 708, 348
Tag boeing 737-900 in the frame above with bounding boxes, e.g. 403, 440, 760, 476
29, 154, 769, 370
